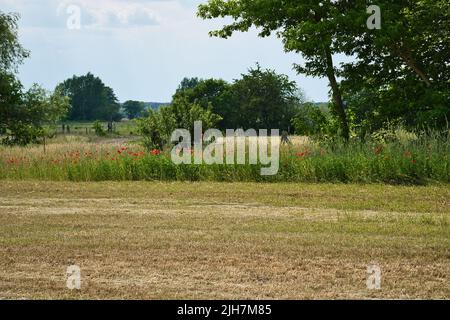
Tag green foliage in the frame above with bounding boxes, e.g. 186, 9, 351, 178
137, 96, 222, 150
198, 1, 450, 138
177, 77, 200, 91
173, 78, 232, 129
1, 81, 70, 145
0, 72, 23, 135
0, 11, 29, 73
291, 103, 330, 136
123, 100, 145, 120
137, 106, 177, 150
92, 121, 106, 136
172, 66, 301, 131
198, 0, 351, 140
231, 64, 301, 130
337, 0, 449, 133
171, 97, 222, 136
56, 73, 121, 121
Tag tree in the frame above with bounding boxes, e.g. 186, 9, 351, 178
173, 78, 233, 129
230, 64, 301, 130
172, 67, 301, 131
0, 11, 70, 145
291, 103, 330, 137
123, 100, 145, 119
177, 77, 200, 92
2, 84, 70, 145
171, 96, 222, 139
198, 0, 350, 139
0, 72, 24, 135
56, 73, 121, 121
137, 106, 177, 149
0, 11, 28, 136
137, 99, 221, 150
338, 0, 450, 131
0, 12, 29, 73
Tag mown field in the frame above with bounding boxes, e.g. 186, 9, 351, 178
0, 181, 448, 299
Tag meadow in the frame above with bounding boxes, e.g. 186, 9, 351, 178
0, 132, 448, 184
0, 131, 448, 299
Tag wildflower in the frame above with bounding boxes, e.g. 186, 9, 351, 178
296, 152, 306, 157
374, 145, 383, 155
151, 149, 161, 156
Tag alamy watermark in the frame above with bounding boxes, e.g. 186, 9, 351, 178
367, 5, 382, 30
366, 264, 382, 290
170, 121, 280, 176
66, 265, 81, 290
58, 4, 380, 31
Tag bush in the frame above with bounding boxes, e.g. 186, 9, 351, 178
93, 121, 106, 136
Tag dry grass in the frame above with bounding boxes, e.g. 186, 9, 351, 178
0, 181, 449, 299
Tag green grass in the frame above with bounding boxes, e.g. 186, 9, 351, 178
0, 134, 448, 184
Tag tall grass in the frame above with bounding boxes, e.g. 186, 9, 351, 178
0, 133, 448, 184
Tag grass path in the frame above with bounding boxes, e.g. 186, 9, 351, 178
0, 181, 449, 299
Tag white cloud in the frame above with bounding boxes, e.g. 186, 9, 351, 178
1, 0, 331, 102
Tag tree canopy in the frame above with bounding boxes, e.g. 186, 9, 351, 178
56, 73, 122, 121
0, 11, 69, 145
123, 100, 145, 120
0, 12, 29, 73
198, 0, 450, 138
173, 66, 302, 131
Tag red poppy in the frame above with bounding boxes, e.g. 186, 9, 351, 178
151, 149, 161, 156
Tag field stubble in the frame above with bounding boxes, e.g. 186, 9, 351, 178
0, 181, 448, 299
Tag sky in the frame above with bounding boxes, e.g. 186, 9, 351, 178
1, 0, 333, 103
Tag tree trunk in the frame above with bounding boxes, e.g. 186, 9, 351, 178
393, 45, 432, 87
324, 47, 350, 141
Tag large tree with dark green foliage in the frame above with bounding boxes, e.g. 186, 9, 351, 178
230, 65, 301, 130
173, 77, 233, 129
123, 100, 145, 119
198, 0, 351, 139
338, 0, 450, 134
0, 11, 28, 134
56, 73, 121, 121
173, 66, 301, 131
198, 1, 449, 138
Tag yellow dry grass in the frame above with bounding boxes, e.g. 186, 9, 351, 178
0, 181, 449, 299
